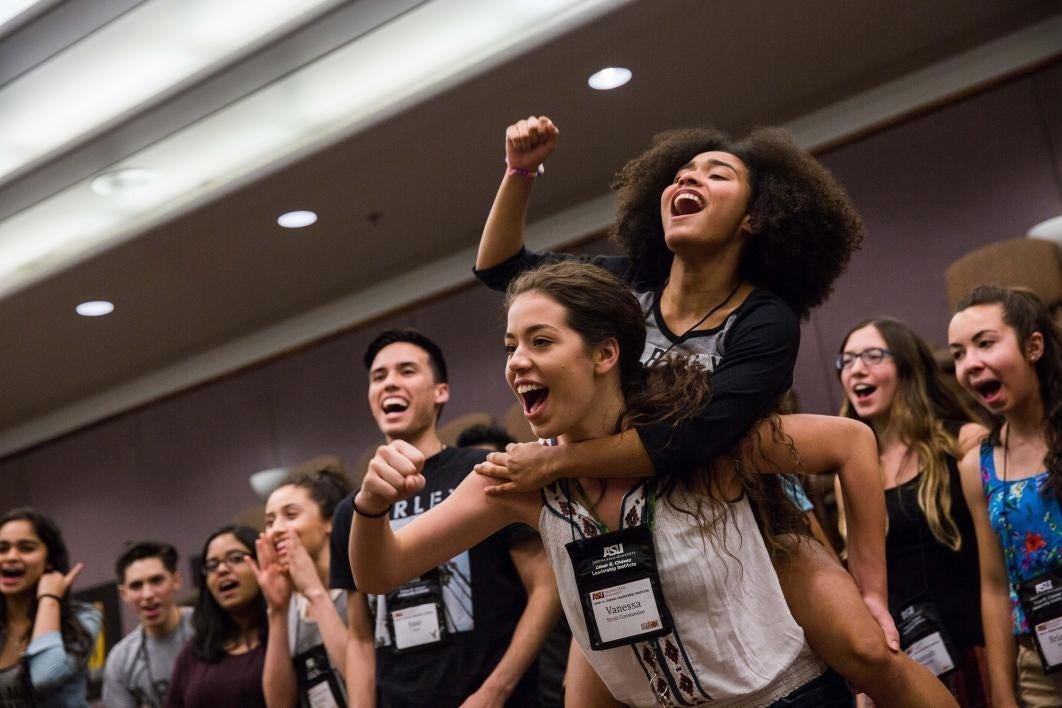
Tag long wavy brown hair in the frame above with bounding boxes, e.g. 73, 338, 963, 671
838, 318, 980, 550
956, 286, 1062, 500
505, 262, 808, 555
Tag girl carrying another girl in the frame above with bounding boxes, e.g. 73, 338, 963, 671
474, 116, 952, 706
352, 261, 904, 707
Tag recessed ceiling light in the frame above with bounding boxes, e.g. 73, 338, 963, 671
587, 66, 631, 90
76, 300, 114, 317
277, 210, 318, 229
90, 168, 160, 197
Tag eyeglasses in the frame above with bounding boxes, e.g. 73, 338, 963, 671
835, 347, 893, 371
201, 550, 251, 575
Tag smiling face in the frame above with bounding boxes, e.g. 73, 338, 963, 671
840, 324, 898, 425
949, 303, 1042, 415
505, 291, 619, 442
119, 557, 181, 633
660, 150, 752, 255
203, 533, 259, 613
367, 342, 449, 442
0, 520, 47, 598
265, 484, 330, 562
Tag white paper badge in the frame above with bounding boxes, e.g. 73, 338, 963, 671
589, 577, 663, 644
392, 602, 442, 650
1034, 616, 1062, 667
905, 632, 955, 675
306, 681, 341, 708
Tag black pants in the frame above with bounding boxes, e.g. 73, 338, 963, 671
767, 669, 853, 708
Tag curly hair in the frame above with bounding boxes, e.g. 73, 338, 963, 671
610, 127, 864, 318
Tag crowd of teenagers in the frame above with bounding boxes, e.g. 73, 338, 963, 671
2, 115, 1061, 708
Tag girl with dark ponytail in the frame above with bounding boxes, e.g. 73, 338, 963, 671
950, 285, 1062, 706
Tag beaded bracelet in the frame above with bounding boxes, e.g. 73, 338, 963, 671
506, 162, 545, 178
352, 496, 391, 518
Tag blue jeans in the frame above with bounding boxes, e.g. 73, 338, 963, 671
768, 670, 854, 708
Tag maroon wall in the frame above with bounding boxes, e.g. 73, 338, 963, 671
2, 61, 1061, 634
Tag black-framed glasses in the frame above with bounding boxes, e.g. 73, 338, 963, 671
201, 550, 251, 575
835, 347, 892, 371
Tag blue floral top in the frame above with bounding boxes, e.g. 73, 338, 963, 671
980, 440, 1062, 634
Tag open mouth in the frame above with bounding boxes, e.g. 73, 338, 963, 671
852, 383, 876, 402
517, 383, 549, 417
381, 396, 409, 414
0, 568, 25, 584
141, 603, 161, 617
218, 579, 239, 593
974, 380, 1002, 401
670, 189, 705, 216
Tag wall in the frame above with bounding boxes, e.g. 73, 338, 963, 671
1, 60, 1061, 634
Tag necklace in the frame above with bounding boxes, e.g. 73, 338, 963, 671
659, 280, 743, 359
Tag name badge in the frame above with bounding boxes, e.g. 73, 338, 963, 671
1017, 569, 1062, 674
896, 600, 957, 676
566, 524, 672, 650
385, 570, 448, 653
294, 644, 346, 708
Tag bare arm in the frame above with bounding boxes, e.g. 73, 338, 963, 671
475, 116, 558, 271
345, 592, 376, 708
564, 640, 625, 708
959, 447, 1019, 707
957, 422, 989, 456
254, 537, 298, 708
477, 431, 653, 498
284, 533, 349, 679
751, 415, 886, 602
349, 442, 538, 594
25, 564, 93, 690
263, 606, 298, 708
464, 537, 562, 707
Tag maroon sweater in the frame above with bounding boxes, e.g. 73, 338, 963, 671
164, 643, 266, 708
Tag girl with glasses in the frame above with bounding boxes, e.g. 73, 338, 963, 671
836, 318, 989, 705
474, 117, 953, 706
949, 286, 1062, 707
165, 525, 267, 708
0, 507, 100, 708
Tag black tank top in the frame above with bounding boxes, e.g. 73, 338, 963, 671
884, 437, 984, 649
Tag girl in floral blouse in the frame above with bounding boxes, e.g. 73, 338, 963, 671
950, 285, 1062, 707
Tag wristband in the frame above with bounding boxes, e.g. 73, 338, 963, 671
37, 593, 62, 604
352, 496, 391, 518
505, 162, 545, 178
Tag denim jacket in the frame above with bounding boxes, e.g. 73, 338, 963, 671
2, 603, 103, 707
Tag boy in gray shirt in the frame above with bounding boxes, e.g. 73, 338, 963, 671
103, 542, 193, 708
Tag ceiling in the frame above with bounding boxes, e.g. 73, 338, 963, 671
2, 0, 1060, 457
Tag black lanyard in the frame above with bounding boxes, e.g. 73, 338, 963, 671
136, 616, 186, 707
657, 280, 742, 359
